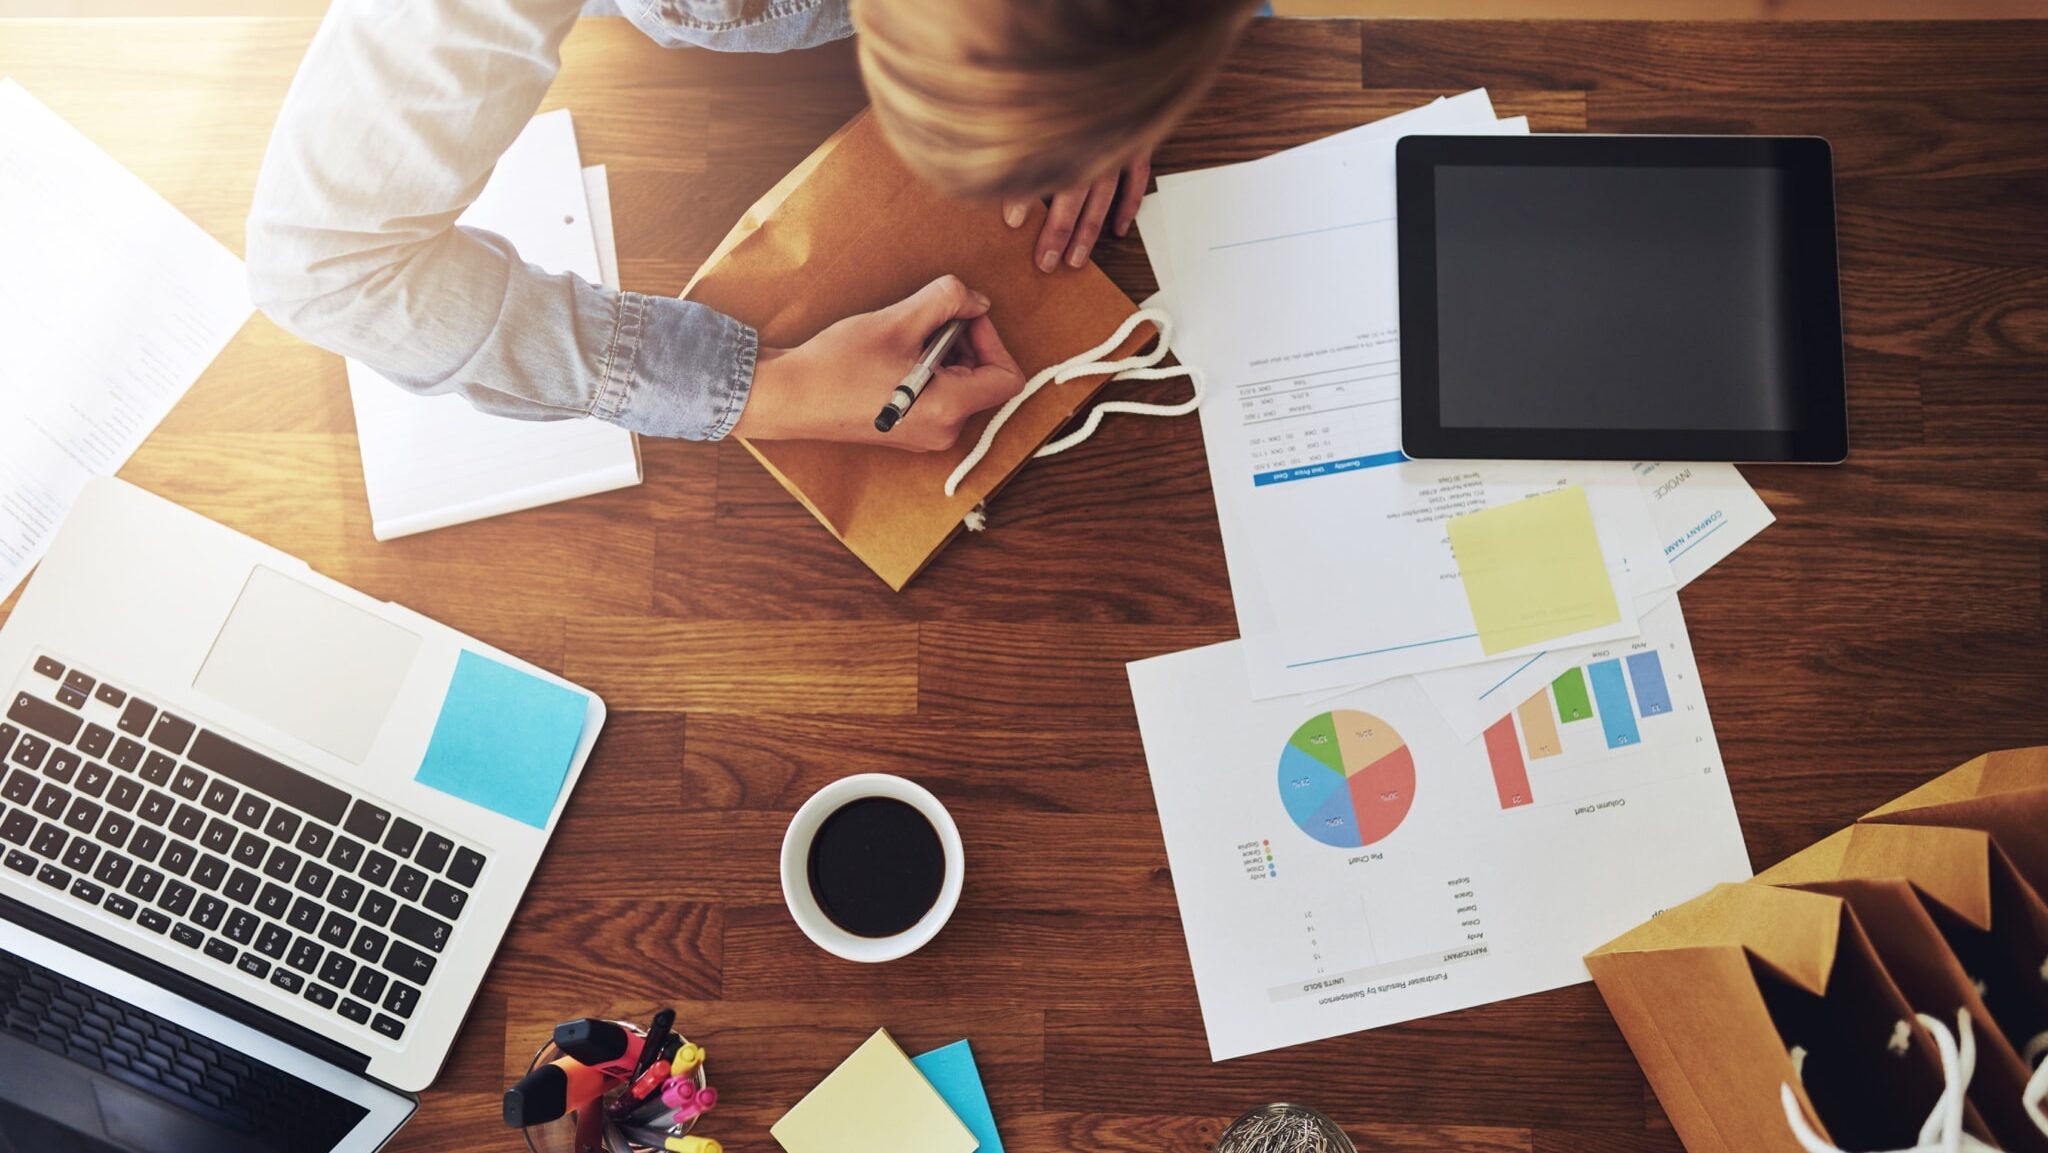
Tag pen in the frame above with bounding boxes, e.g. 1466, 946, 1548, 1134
874, 318, 967, 432
628, 1009, 675, 1085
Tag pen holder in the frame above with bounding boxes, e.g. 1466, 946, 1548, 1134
1213, 1103, 1358, 1153
520, 1024, 709, 1153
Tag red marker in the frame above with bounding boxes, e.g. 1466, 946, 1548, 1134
615, 1059, 671, 1110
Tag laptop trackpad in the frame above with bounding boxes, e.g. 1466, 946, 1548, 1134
196, 566, 421, 764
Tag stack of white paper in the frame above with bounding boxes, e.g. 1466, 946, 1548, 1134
1127, 91, 1777, 1061
1139, 91, 1778, 700
346, 110, 642, 541
0, 78, 252, 602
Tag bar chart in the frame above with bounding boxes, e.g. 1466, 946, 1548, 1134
1481, 645, 1678, 810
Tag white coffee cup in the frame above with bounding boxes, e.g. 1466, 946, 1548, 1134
780, 773, 965, 963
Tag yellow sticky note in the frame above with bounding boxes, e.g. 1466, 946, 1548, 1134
1448, 486, 1622, 655
771, 1029, 978, 1153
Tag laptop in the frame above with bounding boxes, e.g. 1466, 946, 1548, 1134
0, 478, 606, 1151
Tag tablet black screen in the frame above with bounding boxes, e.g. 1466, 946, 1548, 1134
1396, 135, 1846, 463
1434, 165, 1799, 431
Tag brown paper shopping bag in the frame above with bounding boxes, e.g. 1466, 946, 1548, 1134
683, 111, 1156, 590
1828, 825, 2048, 1075
1761, 828, 2048, 1153
1586, 883, 1968, 1153
1863, 745, 2048, 899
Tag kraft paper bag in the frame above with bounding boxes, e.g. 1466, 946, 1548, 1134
1828, 825, 2048, 1075
1761, 828, 2048, 1153
1862, 745, 2048, 898
1585, 883, 1967, 1153
683, 110, 1154, 590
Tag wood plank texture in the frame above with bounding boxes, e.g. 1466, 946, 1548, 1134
0, 15, 2042, 1153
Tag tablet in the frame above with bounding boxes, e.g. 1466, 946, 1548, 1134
1395, 135, 1847, 463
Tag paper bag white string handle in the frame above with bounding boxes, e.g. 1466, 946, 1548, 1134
2028, 954, 2048, 1135
2024, 1024, 2047, 1134
943, 307, 1201, 507
1779, 1010, 2001, 1153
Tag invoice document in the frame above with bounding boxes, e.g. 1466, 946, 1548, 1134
1140, 95, 1675, 698
1128, 597, 1751, 1061
0, 79, 252, 602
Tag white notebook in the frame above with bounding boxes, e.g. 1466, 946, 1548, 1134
346, 109, 642, 540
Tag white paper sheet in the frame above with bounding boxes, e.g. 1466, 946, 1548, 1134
346, 111, 641, 541
0, 78, 252, 602
584, 165, 618, 292
1127, 596, 1750, 1061
1415, 460, 1777, 740
1145, 91, 1509, 286
1140, 97, 1674, 698
1634, 459, 1777, 588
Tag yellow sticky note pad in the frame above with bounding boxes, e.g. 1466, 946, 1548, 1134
1448, 486, 1622, 655
771, 1029, 978, 1153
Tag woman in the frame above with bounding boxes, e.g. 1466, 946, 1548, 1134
246, 0, 1257, 453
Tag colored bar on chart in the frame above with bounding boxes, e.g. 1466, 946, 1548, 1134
1625, 651, 1673, 717
1516, 691, 1563, 759
1482, 716, 1535, 809
1551, 667, 1594, 723
1587, 659, 1641, 749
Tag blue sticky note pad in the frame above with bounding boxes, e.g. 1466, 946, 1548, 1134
414, 651, 588, 829
913, 1040, 1002, 1153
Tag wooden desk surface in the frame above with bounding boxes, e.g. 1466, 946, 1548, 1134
2, 15, 2045, 1152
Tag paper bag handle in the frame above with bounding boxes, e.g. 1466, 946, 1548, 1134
943, 307, 1202, 510
2025, 1023, 2046, 1134
1781, 1010, 2005, 1153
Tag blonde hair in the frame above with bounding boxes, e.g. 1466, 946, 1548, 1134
852, 0, 1257, 198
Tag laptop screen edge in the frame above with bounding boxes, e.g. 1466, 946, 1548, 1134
0, 911, 416, 1153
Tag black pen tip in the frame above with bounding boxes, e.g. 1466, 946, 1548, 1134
874, 409, 899, 432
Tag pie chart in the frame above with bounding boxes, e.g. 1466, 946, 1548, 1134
1277, 709, 1416, 849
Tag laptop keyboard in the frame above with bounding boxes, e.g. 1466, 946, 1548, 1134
2, 653, 489, 1045
0, 948, 368, 1149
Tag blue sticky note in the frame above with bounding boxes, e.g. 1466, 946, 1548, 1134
414, 651, 588, 829
912, 1040, 1003, 1153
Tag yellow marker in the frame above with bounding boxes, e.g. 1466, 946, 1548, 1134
670, 1041, 707, 1078
665, 1137, 721, 1153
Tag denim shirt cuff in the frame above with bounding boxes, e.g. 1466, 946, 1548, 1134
596, 291, 757, 440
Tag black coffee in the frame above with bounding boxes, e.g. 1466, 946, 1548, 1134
805, 796, 945, 939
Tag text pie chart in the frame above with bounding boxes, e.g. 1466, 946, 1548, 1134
1276, 709, 1416, 848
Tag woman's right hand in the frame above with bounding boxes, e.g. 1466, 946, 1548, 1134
734, 275, 1025, 451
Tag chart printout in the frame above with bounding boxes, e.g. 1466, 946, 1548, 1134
1127, 597, 1750, 1061
1413, 461, 1776, 741
1143, 102, 1674, 698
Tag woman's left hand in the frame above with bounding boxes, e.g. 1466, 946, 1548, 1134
1003, 149, 1153, 273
